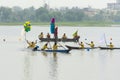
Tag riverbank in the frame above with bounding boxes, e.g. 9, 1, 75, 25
0, 21, 119, 27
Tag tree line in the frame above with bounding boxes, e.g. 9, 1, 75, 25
0, 5, 120, 23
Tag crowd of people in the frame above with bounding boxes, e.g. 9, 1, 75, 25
38, 32, 80, 39
26, 31, 114, 50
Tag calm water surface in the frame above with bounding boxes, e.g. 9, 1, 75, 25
0, 26, 120, 80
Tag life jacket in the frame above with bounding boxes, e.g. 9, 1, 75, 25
53, 44, 58, 50
80, 43, 84, 48
41, 45, 48, 50
109, 44, 114, 48
28, 42, 36, 48
90, 43, 94, 48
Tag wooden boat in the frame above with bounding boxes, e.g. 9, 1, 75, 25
31, 46, 71, 53
65, 45, 98, 50
34, 49, 71, 53
99, 47, 120, 50
41, 49, 70, 53
39, 37, 79, 42
39, 38, 61, 42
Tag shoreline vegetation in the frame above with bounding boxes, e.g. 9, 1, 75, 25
0, 21, 120, 27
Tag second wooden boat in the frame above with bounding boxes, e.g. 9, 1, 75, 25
65, 45, 98, 50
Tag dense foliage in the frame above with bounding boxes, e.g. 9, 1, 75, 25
0, 5, 119, 23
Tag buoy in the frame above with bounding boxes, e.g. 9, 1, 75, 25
3, 39, 5, 42
87, 48, 90, 51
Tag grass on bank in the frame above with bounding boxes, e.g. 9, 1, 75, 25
0, 21, 119, 27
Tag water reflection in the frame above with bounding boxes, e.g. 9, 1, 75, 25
49, 52, 58, 80
23, 54, 32, 80
42, 52, 58, 80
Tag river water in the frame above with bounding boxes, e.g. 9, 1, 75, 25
0, 26, 120, 80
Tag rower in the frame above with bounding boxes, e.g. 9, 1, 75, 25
108, 42, 114, 48
62, 33, 67, 39
41, 43, 48, 50
38, 32, 43, 39
53, 42, 58, 50
86, 41, 95, 48
79, 42, 84, 48
46, 33, 50, 38
27, 40, 37, 48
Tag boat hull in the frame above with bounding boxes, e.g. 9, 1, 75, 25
39, 38, 79, 42
99, 47, 120, 50
35, 49, 70, 53
65, 45, 98, 49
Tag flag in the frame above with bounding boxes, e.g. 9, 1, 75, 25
24, 21, 31, 32
73, 30, 78, 37
50, 18, 55, 34
99, 33, 107, 46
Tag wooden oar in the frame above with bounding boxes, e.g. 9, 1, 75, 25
48, 41, 52, 50
58, 42, 67, 50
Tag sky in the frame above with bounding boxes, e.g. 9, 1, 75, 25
0, 0, 116, 9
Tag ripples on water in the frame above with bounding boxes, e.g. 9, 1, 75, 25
0, 26, 120, 80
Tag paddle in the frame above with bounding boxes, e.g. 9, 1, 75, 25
57, 42, 67, 50
47, 41, 52, 50
24, 32, 27, 41
104, 33, 108, 47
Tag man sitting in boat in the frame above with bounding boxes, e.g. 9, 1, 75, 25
86, 41, 95, 48
41, 43, 48, 50
53, 42, 58, 50
108, 42, 114, 48
73, 30, 80, 40
46, 33, 50, 38
27, 40, 37, 49
62, 33, 67, 39
79, 42, 84, 48
38, 32, 44, 39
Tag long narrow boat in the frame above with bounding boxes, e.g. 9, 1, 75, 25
31, 46, 71, 53
34, 49, 71, 53
41, 49, 70, 53
39, 37, 79, 42
65, 45, 98, 50
99, 47, 120, 50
